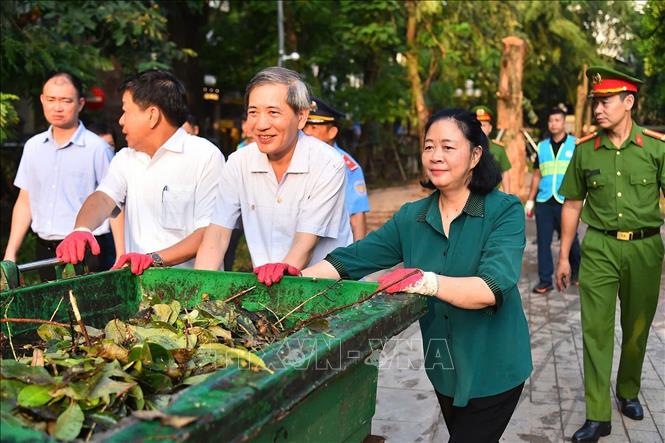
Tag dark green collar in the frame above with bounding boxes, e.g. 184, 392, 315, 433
463, 192, 485, 217
597, 120, 643, 150
416, 191, 485, 223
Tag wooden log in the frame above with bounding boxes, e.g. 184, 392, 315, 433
574, 64, 589, 137
497, 36, 527, 199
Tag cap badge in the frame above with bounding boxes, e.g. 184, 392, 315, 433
592, 73, 602, 85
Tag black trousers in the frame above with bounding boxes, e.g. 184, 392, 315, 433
435, 383, 524, 442
223, 226, 244, 271
35, 232, 115, 282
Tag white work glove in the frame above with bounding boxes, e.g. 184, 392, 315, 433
525, 200, 535, 218
377, 268, 439, 296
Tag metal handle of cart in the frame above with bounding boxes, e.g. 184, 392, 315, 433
16, 257, 63, 273
0, 257, 85, 291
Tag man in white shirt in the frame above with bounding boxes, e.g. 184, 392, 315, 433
3, 72, 115, 280
195, 67, 352, 285
56, 70, 224, 274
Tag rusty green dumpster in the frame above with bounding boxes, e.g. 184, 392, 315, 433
0, 268, 426, 442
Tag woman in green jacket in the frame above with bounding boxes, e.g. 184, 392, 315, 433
302, 109, 532, 442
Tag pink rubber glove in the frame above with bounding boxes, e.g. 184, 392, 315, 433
254, 263, 301, 286
377, 268, 439, 296
56, 230, 100, 264
112, 253, 154, 275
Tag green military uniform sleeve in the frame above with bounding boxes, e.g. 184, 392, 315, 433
476, 197, 526, 310
326, 206, 406, 279
490, 142, 511, 172
657, 135, 665, 196
559, 142, 587, 200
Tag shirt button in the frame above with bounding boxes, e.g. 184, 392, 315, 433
617, 192, 622, 197
593, 181, 597, 186
277, 197, 282, 204
643, 179, 647, 183
616, 151, 620, 156
618, 213, 623, 217
616, 171, 621, 176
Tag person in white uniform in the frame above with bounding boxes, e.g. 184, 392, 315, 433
3, 72, 115, 280
195, 67, 352, 285
56, 69, 224, 274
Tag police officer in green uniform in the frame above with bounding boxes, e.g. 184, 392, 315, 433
474, 106, 512, 193
556, 66, 665, 442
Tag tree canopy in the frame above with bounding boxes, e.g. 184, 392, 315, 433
1, 0, 662, 149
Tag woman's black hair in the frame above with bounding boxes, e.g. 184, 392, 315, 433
420, 108, 502, 195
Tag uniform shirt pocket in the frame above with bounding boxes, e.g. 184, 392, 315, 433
585, 173, 606, 189
160, 184, 195, 231
630, 173, 657, 201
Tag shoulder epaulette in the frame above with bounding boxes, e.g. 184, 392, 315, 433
342, 154, 359, 171
643, 128, 665, 142
575, 132, 598, 145
492, 139, 505, 148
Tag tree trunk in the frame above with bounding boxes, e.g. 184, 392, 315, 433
583, 100, 592, 135
284, 1, 298, 57
574, 64, 588, 137
165, 3, 207, 127
497, 36, 527, 199
405, 0, 428, 142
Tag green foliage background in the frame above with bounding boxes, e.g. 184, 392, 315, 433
1, 0, 662, 140
0, 0, 663, 265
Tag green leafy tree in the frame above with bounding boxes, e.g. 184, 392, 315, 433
0, 0, 193, 97
0, 94, 20, 144
635, 0, 665, 124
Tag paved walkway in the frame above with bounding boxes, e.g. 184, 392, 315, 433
368, 186, 665, 443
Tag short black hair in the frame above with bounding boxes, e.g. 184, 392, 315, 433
547, 107, 566, 119
44, 71, 84, 99
185, 114, 198, 127
87, 120, 112, 136
119, 69, 189, 127
618, 91, 638, 108
420, 108, 502, 195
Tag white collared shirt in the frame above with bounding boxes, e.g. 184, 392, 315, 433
14, 122, 113, 240
97, 128, 224, 267
212, 132, 352, 268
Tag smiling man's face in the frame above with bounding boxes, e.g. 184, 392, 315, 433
246, 83, 308, 161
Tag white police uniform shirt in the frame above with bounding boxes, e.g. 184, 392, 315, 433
97, 128, 224, 268
212, 132, 353, 268
14, 122, 113, 240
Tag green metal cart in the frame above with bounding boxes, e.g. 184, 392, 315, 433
1, 268, 426, 442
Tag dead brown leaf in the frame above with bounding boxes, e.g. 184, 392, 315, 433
132, 410, 198, 428
31, 348, 45, 367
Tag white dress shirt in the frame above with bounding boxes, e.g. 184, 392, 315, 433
14, 122, 113, 240
212, 132, 352, 268
97, 128, 224, 267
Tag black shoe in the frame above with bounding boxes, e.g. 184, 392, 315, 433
532, 282, 553, 294
571, 420, 611, 442
617, 395, 644, 420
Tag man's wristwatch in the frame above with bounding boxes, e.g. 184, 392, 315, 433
148, 252, 165, 267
